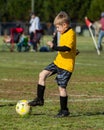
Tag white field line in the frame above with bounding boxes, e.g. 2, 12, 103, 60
0, 97, 104, 103
46, 98, 104, 102
0, 88, 104, 98
1, 78, 104, 84
1, 78, 104, 103
77, 40, 92, 43
1, 78, 34, 82
71, 81, 104, 85
76, 62, 103, 66
50, 93, 104, 98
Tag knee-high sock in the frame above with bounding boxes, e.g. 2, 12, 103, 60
60, 96, 68, 110
37, 84, 45, 100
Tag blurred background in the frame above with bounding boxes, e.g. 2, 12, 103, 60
0, 0, 104, 36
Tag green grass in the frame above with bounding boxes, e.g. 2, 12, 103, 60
0, 35, 104, 130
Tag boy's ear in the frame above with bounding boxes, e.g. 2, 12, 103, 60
63, 22, 68, 27
63, 23, 66, 26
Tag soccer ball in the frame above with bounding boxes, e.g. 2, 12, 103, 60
16, 100, 31, 116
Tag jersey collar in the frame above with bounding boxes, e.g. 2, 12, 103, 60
63, 27, 71, 34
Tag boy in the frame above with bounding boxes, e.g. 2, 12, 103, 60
29, 11, 78, 117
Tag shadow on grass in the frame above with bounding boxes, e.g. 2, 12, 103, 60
32, 111, 104, 117
0, 104, 104, 117
0, 103, 16, 107
32, 113, 46, 116
70, 111, 104, 117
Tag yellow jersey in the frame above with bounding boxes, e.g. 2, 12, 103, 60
54, 28, 76, 72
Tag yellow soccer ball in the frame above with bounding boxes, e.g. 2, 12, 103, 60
16, 100, 31, 116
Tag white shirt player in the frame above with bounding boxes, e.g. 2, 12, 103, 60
29, 16, 41, 33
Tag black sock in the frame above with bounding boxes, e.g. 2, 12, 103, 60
60, 96, 68, 110
37, 84, 45, 100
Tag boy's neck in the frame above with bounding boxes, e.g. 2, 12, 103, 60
63, 26, 71, 34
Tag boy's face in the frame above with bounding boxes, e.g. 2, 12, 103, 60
55, 23, 68, 34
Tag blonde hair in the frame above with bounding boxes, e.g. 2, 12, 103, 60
54, 11, 70, 25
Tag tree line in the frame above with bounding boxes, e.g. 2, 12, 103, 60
0, 0, 104, 23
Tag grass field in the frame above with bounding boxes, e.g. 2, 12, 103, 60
0, 35, 104, 130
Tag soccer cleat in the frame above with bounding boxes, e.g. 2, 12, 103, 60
28, 98, 44, 106
55, 109, 70, 118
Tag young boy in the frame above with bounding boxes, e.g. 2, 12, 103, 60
29, 11, 77, 117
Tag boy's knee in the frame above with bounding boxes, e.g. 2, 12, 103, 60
59, 87, 66, 91
39, 71, 45, 79
39, 71, 42, 78
59, 87, 67, 96
39, 70, 51, 82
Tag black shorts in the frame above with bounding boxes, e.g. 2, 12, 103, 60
44, 63, 72, 88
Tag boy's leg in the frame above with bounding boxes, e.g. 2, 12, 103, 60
60, 96, 68, 110
60, 95, 68, 111
55, 69, 72, 117
59, 87, 68, 111
28, 70, 52, 106
28, 84, 45, 106
55, 87, 70, 118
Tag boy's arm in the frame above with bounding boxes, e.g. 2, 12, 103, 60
47, 41, 80, 55
52, 45, 71, 52
52, 32, 70, 52
47, 41, 71, 52
53, 45, 80, 55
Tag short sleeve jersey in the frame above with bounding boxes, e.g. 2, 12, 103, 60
54, 28, 76, 72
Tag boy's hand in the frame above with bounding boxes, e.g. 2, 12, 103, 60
47, 41, 54, 48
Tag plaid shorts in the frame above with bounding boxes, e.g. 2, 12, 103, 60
44, 62, 72, 88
